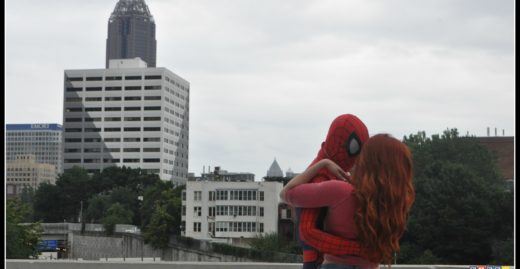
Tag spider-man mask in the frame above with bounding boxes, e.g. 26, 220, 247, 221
321, 114, 369, 172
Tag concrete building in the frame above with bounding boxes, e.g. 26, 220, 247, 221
106, 0, 157, 68
181, 176, 283, 246
266, 158, 284, 178
6, 123, 63, 174
62, 58, 189, 185
6, 155, 57, 198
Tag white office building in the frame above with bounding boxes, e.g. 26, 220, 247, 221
6, 124, 63, 174
62, 58, 189, 185
182, 179, 283, 246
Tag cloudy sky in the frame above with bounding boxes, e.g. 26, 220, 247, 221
5, 0, 515, 179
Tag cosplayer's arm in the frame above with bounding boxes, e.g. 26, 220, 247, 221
280, 159, 347, 203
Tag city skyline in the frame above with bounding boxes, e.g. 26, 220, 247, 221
6, 0, 515, 179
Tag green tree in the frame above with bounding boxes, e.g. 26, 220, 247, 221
102, 203, 134, 235
33, 183, 63, 222
85, 194, 110, 224
6, 199, 42, 258
399, 129, 513, 265
55, 166, 96, 222
143, 204, 175, 249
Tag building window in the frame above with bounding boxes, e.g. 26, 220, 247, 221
143, 117, 161, 121
123, 148, 140, 152
260, 207, 264, 217
65, 138, 82, 142
104, 127, 121, 132
66, 87, 82, 92
65, 118, 82, 122
193, 222, 201, 232
144, 96, 161, 101
66, 77, 83, 81
86, 87, 102, 92
105, 107, 121, 111
105, 86, 122, 91
182, 206, 186, 216
209, 191, 215, 201
104, 117, 121, 122
143, 148, 160, 152
104, 138, 121, 142
194, 206, 202, 217
143, 127, 160, 131
125, 96, 141, 101
144, 106, 161, 111
123, 137, 140, 142
145, 75, 162, 80
65, 128, 82, 132
123, 158, 140, 163
65, 97, 82, 102
124, 107, 141, 111
64, 159, 81, 163
86, 76, 103, 81
85, 117, 101, 122
125, 86, 141, 91
65, 107, 82, 112
125, 76, 142, 80
124, 127, 141, 132
216, 190, 228, 200
143, 158, 160, 163
85, 107, 102, 112
194, 191, 202, 201
182, 191, 186, 201
259, 191, 264, 201
124, 117, 141, 121
144, 85, 161, 90
105, 76, 122, 81
105, 148, 120, 152
105, 97, 122, 101
259, 223, 264, 233
84, 138, 102, 142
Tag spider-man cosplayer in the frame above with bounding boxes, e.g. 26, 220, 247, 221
295, 114, 369, 269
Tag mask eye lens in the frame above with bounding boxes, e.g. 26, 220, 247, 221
345, 133, 361, 156
349, 138, 360, 155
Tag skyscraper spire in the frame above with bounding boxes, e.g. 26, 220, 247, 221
106, 0, 157, 67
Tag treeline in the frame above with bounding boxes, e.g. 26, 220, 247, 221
12, 166, 184, 251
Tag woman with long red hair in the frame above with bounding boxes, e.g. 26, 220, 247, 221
280, 134, 415, 269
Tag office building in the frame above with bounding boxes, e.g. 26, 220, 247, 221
182, 177, 283, 246
106, 0, 157, 67
6, 155, 57, 198
6, 123, 63, 173
62, 58, 189, 185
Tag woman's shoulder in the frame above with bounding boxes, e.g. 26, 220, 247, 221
319, 180, 355, 194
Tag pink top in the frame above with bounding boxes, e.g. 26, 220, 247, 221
284, 180, 378, 269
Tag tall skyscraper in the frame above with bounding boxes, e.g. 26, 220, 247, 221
63, 58, 190, 185
6, 123, 64, 174
106, 0, 157, 68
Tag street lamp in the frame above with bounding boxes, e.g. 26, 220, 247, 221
137, 195, 144, 261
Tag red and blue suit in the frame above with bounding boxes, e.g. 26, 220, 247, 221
294, 114, 369, 269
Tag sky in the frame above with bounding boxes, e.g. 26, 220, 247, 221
5, 0, 515, 180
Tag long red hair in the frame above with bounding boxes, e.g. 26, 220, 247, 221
351, 134, 415, 264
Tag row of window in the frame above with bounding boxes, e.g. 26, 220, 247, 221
64, 158, 161, 163
186, 190, 265, 201
67, 75, 162, 82
66, 85, 162, 92
65, 147, 161, 153
205, 206, 264, 217
7, 132, 61, 136
211, 222, 264, 233
65, 127, 161, 132
65, 106, 161, 112
65, 137, 161, 143
65, 116, 161, 122
66, 96, 162, 101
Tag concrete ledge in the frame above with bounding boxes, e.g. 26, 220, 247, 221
6, 260, 513, 269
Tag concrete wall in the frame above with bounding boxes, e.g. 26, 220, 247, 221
68, 232, 258, 262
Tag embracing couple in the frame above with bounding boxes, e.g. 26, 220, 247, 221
280, 114, 415, 269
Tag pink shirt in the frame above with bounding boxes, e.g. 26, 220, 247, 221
284, 180, 378, 269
